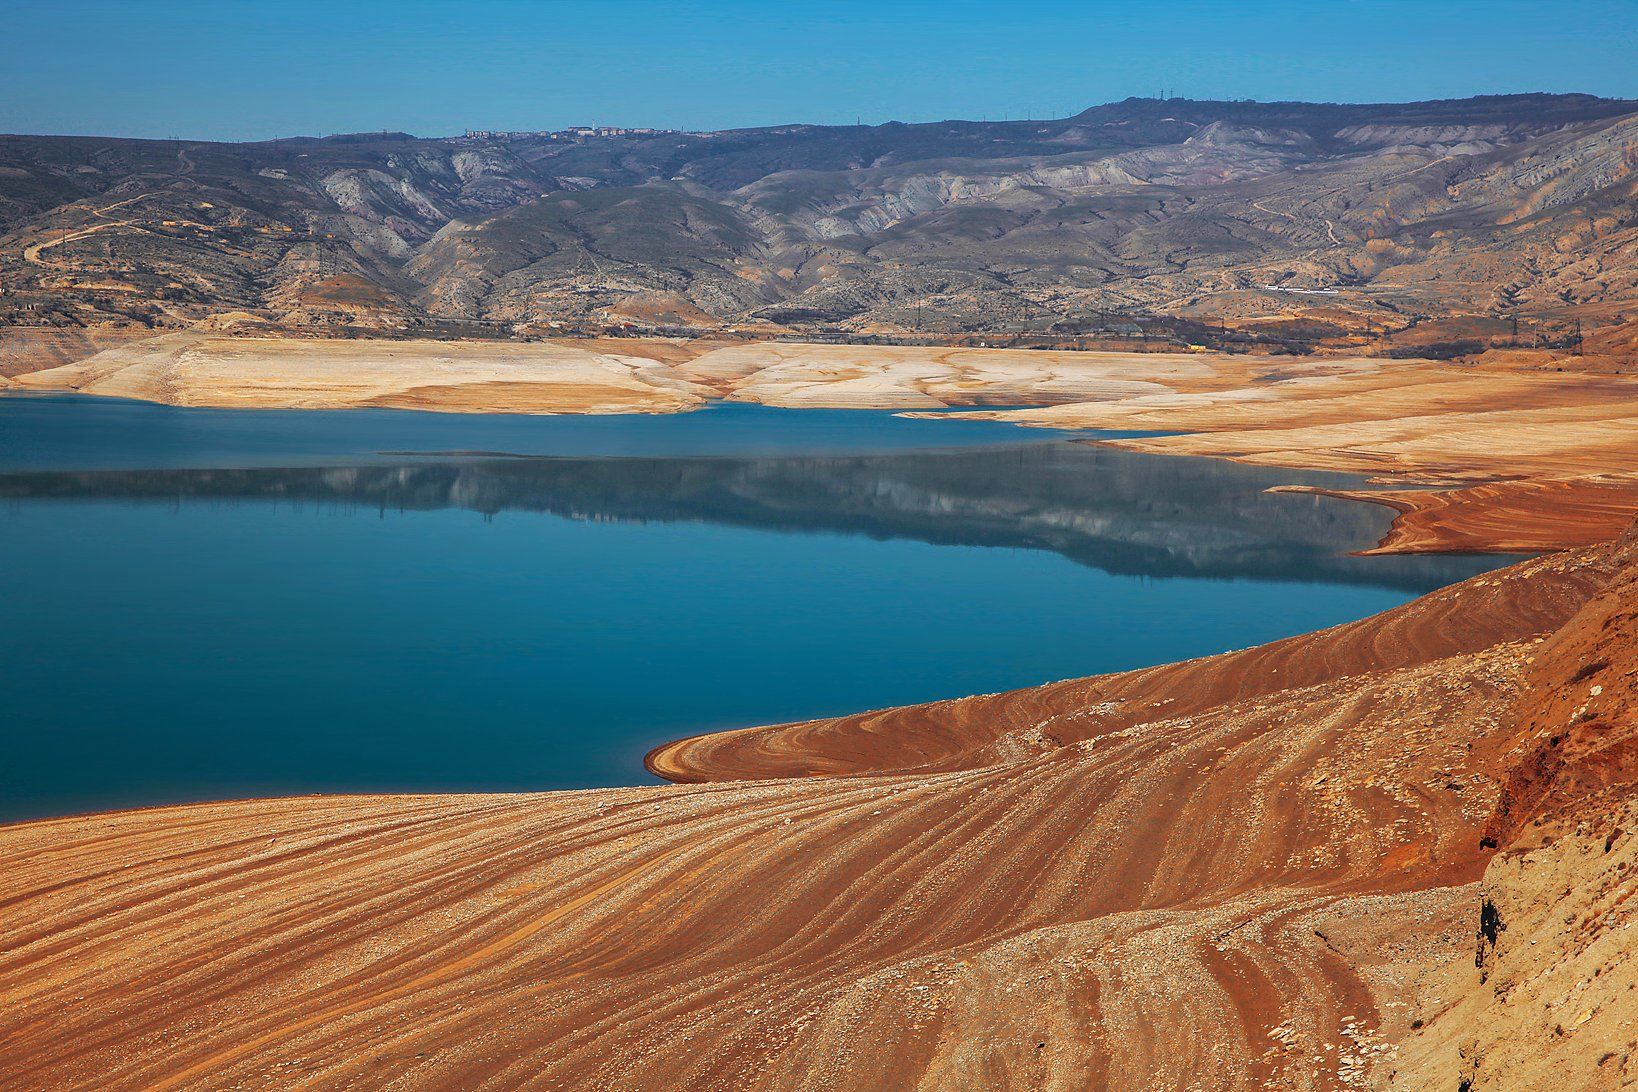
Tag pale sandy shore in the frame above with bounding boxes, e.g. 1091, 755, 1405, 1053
914, 354, 1638, 554
11, 330, 1226, 413
10, 331, 715, 414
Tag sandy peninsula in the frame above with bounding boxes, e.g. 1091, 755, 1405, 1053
11, 330, 1225, 413
920, 353, 1638, 555
11, 332, 715, 414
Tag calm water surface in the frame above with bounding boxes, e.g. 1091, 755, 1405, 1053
1, 393, 1504, 821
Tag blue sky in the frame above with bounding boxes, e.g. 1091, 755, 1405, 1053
3, 0, 1636, 141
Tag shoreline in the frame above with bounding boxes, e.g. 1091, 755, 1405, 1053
1268, 478, 1638, 555
11, 330, 1638, 555
5, 529, 1629, 1089
3, 336, 1637, 1088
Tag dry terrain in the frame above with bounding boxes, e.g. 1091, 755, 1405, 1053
5, 95, 1638, 358
7, 332, 713, 414
929, 353, 1638, 555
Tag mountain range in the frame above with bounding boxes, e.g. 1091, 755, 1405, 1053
4, 93, 1637, 356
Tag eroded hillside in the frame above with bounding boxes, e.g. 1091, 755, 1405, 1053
5, 94, 1638, 356
3, 513, 1632, 1090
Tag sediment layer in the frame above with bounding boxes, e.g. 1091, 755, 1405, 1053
1275, 476, 1638, 556
9, 332, 716, 414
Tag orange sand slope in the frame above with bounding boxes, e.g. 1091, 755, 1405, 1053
1274, 477, 1638, 555
1379, 522, 1638, 1090
2, 531, 1630, 1091
935, 356, 1638, 555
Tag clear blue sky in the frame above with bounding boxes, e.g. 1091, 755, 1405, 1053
4, 0, 1635, 141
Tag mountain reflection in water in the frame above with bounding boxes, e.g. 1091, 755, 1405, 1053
1, 441, 1499, 592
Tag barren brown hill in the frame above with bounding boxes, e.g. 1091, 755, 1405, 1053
1391, 523, 1638, 1089
5, 94, 1638, 359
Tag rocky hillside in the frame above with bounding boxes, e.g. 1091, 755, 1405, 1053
4, 94, 1638, 352
1387, 524, 1638, 1089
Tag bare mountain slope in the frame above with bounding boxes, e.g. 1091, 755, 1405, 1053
4, 94, 1638, 351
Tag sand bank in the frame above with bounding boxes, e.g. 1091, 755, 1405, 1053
923, 356, 1638, 554
11, 332, 715, 414
10, 331, 1224, 413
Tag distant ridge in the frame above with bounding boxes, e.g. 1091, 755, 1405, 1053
3, 93, 1637, 357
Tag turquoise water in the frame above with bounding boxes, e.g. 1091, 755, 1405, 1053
0, 391, 1085, 469
0, 395, 1503, 821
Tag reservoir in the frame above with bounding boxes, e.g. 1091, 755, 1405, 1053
0, 394, 1503, 821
